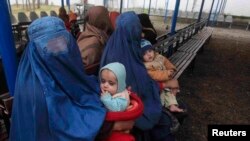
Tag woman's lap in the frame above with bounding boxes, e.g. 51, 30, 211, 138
132, 111, 175, 141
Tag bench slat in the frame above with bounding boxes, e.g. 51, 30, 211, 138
177, 27, 213, 54
169, 52, 196, 79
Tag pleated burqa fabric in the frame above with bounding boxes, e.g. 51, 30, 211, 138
100, 12, 174, 141
10, 17, 106, 141
101, 11, 162, 130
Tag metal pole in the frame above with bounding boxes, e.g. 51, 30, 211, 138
104, 0, 108, 7
197, 0, 205, 22
143, 0, 146, 12
221, 0, 227, 14
170, 0, 180, 34
169, 0, 180, 56
185, 0, 190, 18
218, 0, 224, 14
120, 0, 123, 13
207, 0, 215, 26
155, 0, 158, 11
7, 0, 12, 14
66, 0, 70, 12
213, 0, 220, 24
191, 0, 197, 13
214, 0, 224, 23
61, 0, 64, 7
148, 0, 152, 15
164, 0, 170, 23
0, 0, 18, 96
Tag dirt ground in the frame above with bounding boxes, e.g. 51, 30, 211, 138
155, 27, 250, 141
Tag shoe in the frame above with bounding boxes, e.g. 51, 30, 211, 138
170, 116, 180, 134
173, 109, 188, 125
163, 107, 181, 133
174, 109, 188, 119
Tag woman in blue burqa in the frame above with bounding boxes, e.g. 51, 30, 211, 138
10, 17, 107, 141
100, 12, 175, 141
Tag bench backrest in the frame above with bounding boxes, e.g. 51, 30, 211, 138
153, 31, 182, 57
194, 19, 207, 33
10, 14, 18, 25
225, 15, 233, 23
153, 19, 208, 57
29, 11, 39, 21
18, 12, 30, 23
217, 14, 225, 22
40, 11, 48, 17
50, 10, 58, 17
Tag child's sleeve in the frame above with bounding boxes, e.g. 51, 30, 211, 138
100, 93, 128, 112
148, 69, 171, 81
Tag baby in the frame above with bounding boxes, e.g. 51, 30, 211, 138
140, 39, 183, 112
100, 62, 144, 137
100, 62, 130, 112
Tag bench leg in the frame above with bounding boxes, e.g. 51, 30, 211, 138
190, 57, 196, 73
207, 35, 212, 42
200, 38, 210, 53
199, 45, 204, 53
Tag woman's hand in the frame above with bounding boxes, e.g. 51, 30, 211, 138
112, 120, 135, 131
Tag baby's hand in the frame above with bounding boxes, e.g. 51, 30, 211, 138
101, 89, 108, 96
126, 105, 133, 110
127, 86, 132, 92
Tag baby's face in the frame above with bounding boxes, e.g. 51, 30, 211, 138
100, 69, 118, 95
143, 49, 155, 62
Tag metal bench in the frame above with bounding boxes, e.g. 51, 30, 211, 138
153, 19, 212, 79
29, 11, 39, 21
153, 26, 194, 79
50, 10, 58, 17
177, 27, 213, 54
17, 12, 30, 23
216, 14, 225, 26
169, 52, 196, 79
225, 15, 233, 28
40, 11, 48, 17
17, 12, 31, 42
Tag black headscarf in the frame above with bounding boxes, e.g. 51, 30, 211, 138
138, 13, 157, 44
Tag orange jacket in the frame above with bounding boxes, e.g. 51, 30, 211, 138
144, 53, 176, 82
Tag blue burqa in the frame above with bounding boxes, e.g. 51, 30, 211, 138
101, 11, 173, 141
10, 17, 106, 141
101, 11, 163, 129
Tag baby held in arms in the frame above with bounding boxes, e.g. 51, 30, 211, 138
100, 62, 130, 112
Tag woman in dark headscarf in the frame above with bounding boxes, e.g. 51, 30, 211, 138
138, 13, 157, 44
101, 12, 175, 141
77, 6, 113, 75
10, 17, 106, 141
58, 7, 70, 31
